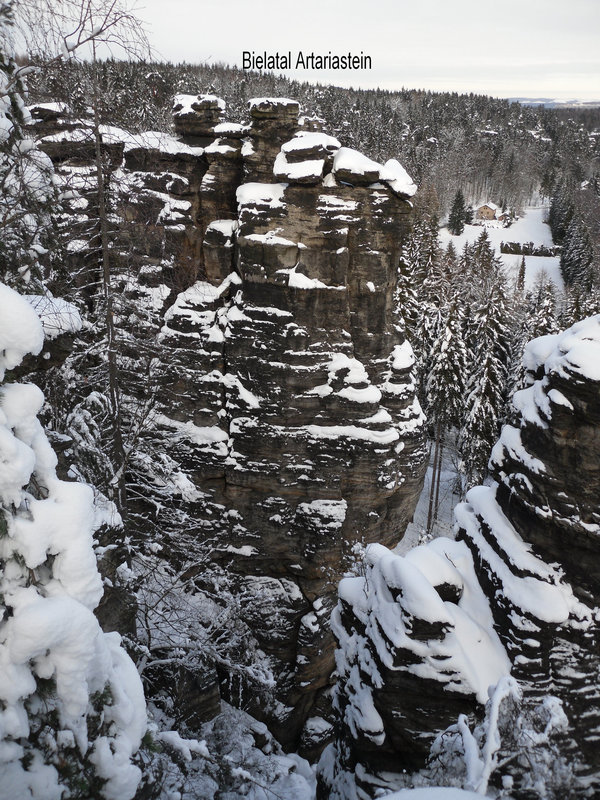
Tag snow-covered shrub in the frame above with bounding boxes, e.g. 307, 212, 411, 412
425, 677, 573, 799
0, 281, 147, 799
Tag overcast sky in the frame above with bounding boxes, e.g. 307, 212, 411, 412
137, 0, 600, 101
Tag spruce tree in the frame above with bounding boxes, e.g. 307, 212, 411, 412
425, 301, 469, 527
459, 272, 511, 490
516, 256, 526, 292
548, 182, 574, 244
529, 274, 558, 339
448, 189, 467, 236
396, 248, 421, 344
560, 214, 593, 290
459, 351, 506, 490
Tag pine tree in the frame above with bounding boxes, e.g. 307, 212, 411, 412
529, 274, 558, 339
548, 182, 574, 244
459, 351, 506, 490
448, 188, 467, 236
472, 229, 501, 291
516, 256, 526, 292
425, 301, 469, 527
459, 272, 511, 490
560, 214, 593, 290
396, 248, 421, 344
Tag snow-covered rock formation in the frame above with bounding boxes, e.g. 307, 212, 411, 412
324, 317, 600, 798
156, 96, 426, 752
31, 95, 427, 755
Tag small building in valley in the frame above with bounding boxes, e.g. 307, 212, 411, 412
476, 201, 499, 220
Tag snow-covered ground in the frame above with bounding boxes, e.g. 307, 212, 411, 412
396, 440, 460, 554
440, 206, 563, 291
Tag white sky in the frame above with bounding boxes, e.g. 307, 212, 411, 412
137, 0, 600, 101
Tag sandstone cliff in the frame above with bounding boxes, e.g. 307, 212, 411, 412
29, 95, 427, 755
324, 316, 600, 797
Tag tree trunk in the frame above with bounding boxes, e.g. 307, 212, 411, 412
433, 429, 444, 523
92, 45, 127, 515
426, 423, 442, 535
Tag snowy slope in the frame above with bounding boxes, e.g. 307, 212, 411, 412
440, 207, 563, 290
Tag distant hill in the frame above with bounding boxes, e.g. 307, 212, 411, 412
509, 97, 600, 109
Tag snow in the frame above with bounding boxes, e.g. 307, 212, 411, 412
173, 93, 225, 115
162, 273, 241, 330
390, 340, 416, 371
306, 423, 400, 444
281, 131, 341, 153
336, 535, 510, 741
0, 283, 43, 380
236, 182, 287, 209
366, 542, 454, 626
440, 207, 563, 289
380, 158, 418, 197
505, 318, 600, 448
205, 219, 238, 238
337, 384, 382, 403
332, 149, 416, 196
307, 353, 385, 403
123, 130, 204, 156
156, 730, 209, 761
490, 425, 546, 474
296, 498, 347, 529
455, 485, 591, 627
246, 231, 297, 247
548, 388, 574, 409
26, 102, 69, 115
543, 315, 600, 382
333, 147, 381, 178
204, 139, 237, 155
317, 194, 358, 211
503, 254, 564, 291
213, 121, 249, 135
383, 788, 488, 799
248, 97, 298, 110
278, 265, 345, 291
25, 294, 82, 340
153, 412, 229, 448
40, 127, 94, 144
274, 151, 325, 181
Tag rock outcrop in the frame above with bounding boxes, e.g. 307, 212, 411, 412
154, 96, 426, 752
29, 95, 427, 755
324, 316, 600, 797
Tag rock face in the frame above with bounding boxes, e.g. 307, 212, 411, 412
30, 96, 426, 755
489, 320, 600, 604
154, 96, 426, 752
324, 317, 600, 797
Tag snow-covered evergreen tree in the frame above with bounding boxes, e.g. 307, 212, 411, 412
0, 1, 56, 288
548, 181, 574, 244
447, 188, 467, 236
459, 272, 511, 490
459, 350, 506, 490
0, 282, 147, 800
396, 248, 421, 345
560, 213, 593, 290
425, 300, 469, 527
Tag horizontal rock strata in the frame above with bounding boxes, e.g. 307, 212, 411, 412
30, 95, 427, 755
324, 316, 600, 797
